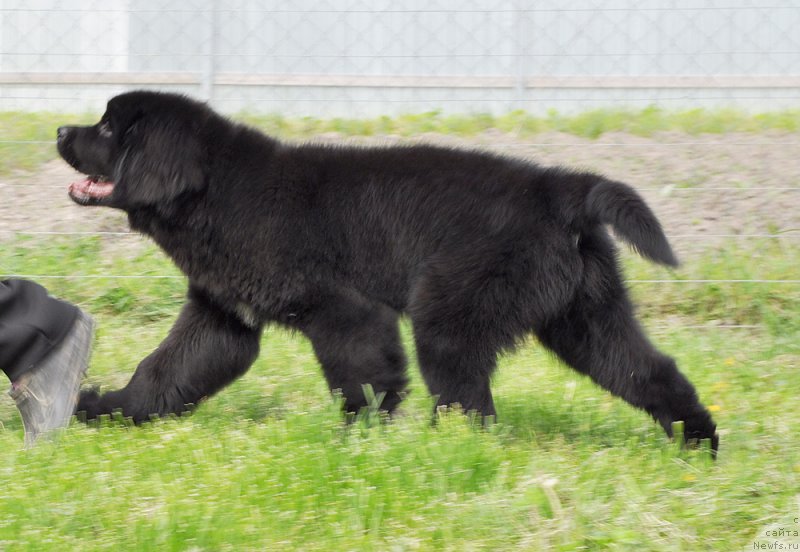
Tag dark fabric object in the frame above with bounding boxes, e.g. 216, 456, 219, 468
0, 279, 79, 381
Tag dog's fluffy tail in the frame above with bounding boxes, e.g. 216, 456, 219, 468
552, 170, 679, 267
583, 177, 678, 267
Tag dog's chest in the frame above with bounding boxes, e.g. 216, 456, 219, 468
144, 218, 304, 328
185, 263, 264, 328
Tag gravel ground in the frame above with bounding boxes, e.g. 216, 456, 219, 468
2, 131, 798, 259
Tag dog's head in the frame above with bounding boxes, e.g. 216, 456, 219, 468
57, 91, 208, 213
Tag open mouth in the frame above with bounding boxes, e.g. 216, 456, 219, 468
68, 175, 115, 205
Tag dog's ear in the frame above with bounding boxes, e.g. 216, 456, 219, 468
116, 117, 205, 207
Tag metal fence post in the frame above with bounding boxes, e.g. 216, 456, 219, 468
514, 0, 526, 111
201, 0, 219, 102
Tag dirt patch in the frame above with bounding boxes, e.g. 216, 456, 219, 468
2, 131, 798, 259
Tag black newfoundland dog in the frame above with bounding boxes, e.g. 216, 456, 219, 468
57, 91, 717, 451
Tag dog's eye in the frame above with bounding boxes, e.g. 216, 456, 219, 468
98, 121, 112, 138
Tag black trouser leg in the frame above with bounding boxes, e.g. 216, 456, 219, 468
0, 279, 78, 381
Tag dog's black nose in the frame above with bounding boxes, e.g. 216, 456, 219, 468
56, 126, 69, 141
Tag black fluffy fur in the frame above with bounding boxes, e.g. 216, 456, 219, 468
57, 91, 718, 452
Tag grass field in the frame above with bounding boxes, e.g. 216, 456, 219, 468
1, 111, 799, 550
3, 106, 800, 176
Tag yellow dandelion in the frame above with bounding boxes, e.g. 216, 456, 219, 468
708, 404, 722, 413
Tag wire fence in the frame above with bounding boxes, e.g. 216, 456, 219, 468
1, 1, 799, 114
1, 2, 799, 299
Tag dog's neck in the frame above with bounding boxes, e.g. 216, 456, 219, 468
128, 201, 212, 271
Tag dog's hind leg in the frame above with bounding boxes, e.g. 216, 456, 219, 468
412, 327, 498, 419
406, 240, 569, 421
535, 235, 718, 452
408, 276, 512, 420
77, 288, 261, 423
297, 287, 409, 414
537, 299, 718, 452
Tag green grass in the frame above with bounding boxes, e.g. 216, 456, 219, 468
0, 236, 798, 551
1, 106, 799, 548
3, 107, 800, 175
0, 111, 97, 176
625, 240, 800, 336
238, 106, 800, 140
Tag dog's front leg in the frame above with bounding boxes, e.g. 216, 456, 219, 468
77, 288, 261, 423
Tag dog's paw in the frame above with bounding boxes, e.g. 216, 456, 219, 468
673, 418, 719, 458
75, 387, 103, 422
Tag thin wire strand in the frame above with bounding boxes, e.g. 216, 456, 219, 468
4, 184, 798, 193
4, 51, 800, 58
1, 7, 798, 14
1, 230, 799, 239
5, 140, 800, 147
1, 95, 799, 103
629, 279, 800, 284
0, 230, 137, 236
0, 274, 796, 284
0, 274, 183, 280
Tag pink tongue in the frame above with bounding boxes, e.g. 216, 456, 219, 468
69, 178, 114, 198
